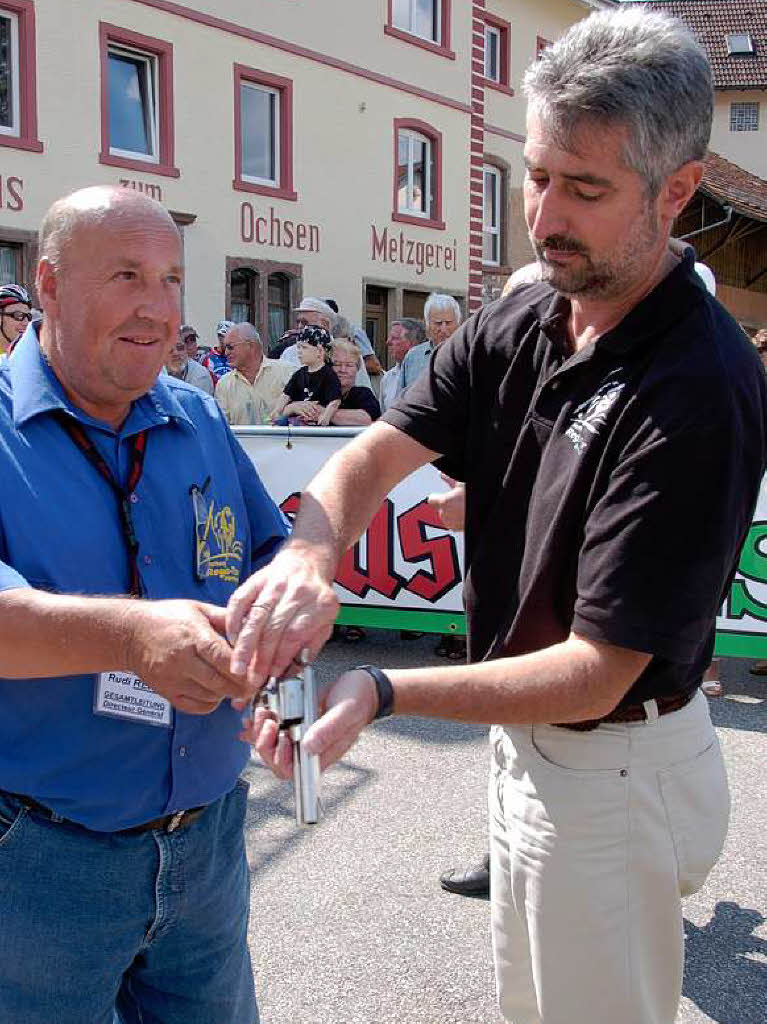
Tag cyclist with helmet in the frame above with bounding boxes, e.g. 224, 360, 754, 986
0, 284, 32, 354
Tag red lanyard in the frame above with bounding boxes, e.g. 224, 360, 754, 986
55, 414, 149, 597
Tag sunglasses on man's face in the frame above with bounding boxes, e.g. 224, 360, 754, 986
2, 310, 32, 322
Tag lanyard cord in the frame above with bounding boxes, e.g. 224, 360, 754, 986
55, 413, 149, 597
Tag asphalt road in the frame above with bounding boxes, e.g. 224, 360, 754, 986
242, 632, 766, 1024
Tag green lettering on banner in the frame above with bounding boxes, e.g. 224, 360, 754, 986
726, 521, 767, 622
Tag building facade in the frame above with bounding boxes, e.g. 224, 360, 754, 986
0, 0, 608, 362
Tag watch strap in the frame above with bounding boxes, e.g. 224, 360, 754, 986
356, 665, 394, 720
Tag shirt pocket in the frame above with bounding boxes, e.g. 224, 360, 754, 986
658, 736, 730, 897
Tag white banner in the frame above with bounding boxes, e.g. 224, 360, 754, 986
236, 427, 465, 627
237, 427, 767, 654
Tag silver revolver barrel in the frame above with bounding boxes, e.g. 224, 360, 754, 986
262, 655, 320, 826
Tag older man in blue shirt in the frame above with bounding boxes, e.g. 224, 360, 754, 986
0, 186, 287, 1024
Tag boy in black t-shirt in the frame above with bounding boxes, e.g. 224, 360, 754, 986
271, 326, 341, 426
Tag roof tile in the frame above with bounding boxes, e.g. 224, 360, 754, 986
625, 1, 767, 89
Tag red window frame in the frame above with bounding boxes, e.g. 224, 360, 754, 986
536, 36, 552, 59
385, 0, 455, 60
233, 64, 297, 201
482, 13, 513, 96
0, 1, 42, 153
392, 118, 445, 231
99, 22, 179, 178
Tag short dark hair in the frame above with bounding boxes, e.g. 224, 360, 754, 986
392, 318, 426, 347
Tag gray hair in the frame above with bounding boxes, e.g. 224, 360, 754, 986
331, 316, 353, 339
423, 293, 461, 325
229, 322, 262, 347
522, 8, 713, 196
392, 317, 427, 347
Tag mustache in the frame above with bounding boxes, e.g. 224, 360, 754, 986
534, 235, 589, 255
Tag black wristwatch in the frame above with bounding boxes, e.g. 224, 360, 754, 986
356, 665, 395, 720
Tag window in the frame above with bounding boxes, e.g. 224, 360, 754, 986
230, 267, 257, 324
226, 258, 302, 354
536, 36, 551, 60
393, 119, 444, 230
385, 0, 454, 59
108, 47, 158, 161
0, 1, 41, 153
484, 24, 500, 81
234, 66, 296, 200
0, 11, 19, 136
99, 23, 178, 177
393, 0, 439, 43
726, 33, 754, 55
0, 241, 20, 283
482, 14, 512, 93
267, 273, 291, 349
397, 130, 432, 217
730, 101, 759, 132
483, 165, 501, 265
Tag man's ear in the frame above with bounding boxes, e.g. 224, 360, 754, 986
36, 258, 59, 316
658, 160, 705, 222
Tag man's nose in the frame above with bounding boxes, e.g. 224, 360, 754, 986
528, 186, 568, 243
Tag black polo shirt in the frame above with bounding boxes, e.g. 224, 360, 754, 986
384, 251, 767, 709
339, 386, 381, 421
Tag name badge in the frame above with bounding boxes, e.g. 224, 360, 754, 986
95, 671, 173, 728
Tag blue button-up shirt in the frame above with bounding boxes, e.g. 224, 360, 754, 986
0, 328, 289, 830
399, 339, 435, 389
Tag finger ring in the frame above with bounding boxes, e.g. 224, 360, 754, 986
248, 602, 276, 615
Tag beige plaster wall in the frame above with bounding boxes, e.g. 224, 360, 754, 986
2, 0, 471, 336
710, 92, 767, 179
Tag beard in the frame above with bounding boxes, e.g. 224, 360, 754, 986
531, 202, 660, 300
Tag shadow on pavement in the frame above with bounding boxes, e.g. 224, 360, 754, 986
241, 758, 374, 876
683, 902, 767, 1024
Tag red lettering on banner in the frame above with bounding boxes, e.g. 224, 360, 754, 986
278, 493, 460, 605
398, 500, 461, 602
336, 499, 403, 600
279, 493, 300, 520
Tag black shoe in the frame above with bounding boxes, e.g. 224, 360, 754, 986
439, 854, 490, 899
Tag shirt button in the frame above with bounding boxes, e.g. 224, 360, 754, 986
143, 555, 152, 565
179, 746, 188, 757
129, 493, 139, 504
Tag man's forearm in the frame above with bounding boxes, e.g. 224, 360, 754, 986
385, 633, 651, 724
0, 589, 134, 679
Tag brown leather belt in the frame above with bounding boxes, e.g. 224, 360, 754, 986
3, 791, 207, 835
555, 690, 695, 732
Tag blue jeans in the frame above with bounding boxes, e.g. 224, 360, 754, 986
0, 780, 258, 1024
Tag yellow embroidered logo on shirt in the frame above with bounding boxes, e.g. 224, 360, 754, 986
195, 499, 244, 583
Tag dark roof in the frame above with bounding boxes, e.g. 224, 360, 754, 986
626, 1, 767, 89
701, 149, 767, 220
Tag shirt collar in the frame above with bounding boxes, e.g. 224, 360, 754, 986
11, 324, 194, 434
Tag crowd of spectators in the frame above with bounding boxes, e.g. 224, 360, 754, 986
154, 291, 464, 429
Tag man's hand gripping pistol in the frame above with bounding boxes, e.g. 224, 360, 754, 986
252, 651, 321, 826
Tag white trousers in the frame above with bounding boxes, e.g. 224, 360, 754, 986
488, 691, 730, 1024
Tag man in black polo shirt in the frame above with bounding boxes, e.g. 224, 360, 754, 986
227, 9, 767, 1024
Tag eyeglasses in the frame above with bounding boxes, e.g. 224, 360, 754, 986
223, 341, 248, 352
1, 310, 32, 322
